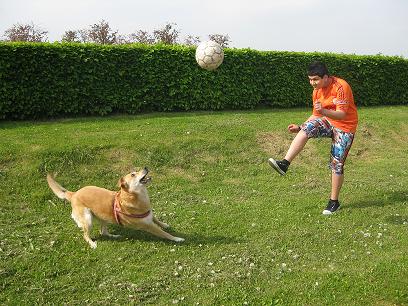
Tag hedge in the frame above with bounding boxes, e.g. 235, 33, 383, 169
0, 42, 407, 119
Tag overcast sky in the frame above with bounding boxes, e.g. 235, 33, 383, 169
1, 0, 407, 58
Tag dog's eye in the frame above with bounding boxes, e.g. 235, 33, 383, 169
131, 173, 135, 177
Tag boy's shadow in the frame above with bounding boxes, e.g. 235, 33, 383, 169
348, 190, 407, 210
384, 215, 408, 225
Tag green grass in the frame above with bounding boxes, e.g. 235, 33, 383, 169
1, 106, 407, 305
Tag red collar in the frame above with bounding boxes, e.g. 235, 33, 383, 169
113, 192, 151, 226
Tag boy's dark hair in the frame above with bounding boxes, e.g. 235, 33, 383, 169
308, 61, 329, 77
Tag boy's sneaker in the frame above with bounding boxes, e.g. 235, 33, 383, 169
268, 158, 289, 175
322, 200, 340, 215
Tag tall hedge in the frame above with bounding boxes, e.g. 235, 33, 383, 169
0, 42, 407, 119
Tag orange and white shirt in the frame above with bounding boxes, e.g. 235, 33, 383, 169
312, 76, 358, 133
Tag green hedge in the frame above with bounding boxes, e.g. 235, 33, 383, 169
0, 42, 407, 119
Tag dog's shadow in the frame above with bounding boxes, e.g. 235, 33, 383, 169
97, 227, 243, 246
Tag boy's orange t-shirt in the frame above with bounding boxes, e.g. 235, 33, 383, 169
312, 76, 358, 133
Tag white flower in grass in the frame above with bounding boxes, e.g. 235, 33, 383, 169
210, 283, 215, 288
249, 263, 255, 268
170, 248, 176, 252
208, 262, 213, 266
377, 233, 383, 238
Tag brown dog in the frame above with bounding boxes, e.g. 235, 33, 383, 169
47, 168, 184, 248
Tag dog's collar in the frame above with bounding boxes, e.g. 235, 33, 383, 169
113, 192, 151, 226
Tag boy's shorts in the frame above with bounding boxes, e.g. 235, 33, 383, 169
300, 118, 355, 175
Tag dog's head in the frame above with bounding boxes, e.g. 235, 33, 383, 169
118, 167, 151, 193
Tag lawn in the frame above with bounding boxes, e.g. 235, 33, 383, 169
0, 106, 407, 305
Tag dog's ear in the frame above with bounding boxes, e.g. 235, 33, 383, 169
118, 177, 129, 190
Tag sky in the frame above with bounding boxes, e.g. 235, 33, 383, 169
1, 0, 407, 58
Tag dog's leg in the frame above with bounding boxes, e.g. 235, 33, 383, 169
140, 222, 184, 242
100, 221, 120, 239
72, 205, 97, 249
153, 216, 170, 229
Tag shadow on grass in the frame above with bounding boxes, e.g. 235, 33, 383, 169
384, 215, 408, 225
96, 227, 243, 246
347, 190, 407, 209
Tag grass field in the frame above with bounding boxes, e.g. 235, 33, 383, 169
0, 106, 407, 305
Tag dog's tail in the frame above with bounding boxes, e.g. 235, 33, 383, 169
47, 174, 74, 202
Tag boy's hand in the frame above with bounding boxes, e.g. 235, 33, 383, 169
288, 124, 301, 133
314, 101, 323, 113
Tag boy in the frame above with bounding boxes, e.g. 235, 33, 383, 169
268, 61, 358, 215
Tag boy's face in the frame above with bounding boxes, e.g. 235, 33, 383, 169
308, 75, 328, 89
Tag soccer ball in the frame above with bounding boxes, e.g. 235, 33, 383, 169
195, 40, 224, 71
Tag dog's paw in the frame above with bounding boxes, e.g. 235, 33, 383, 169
161, 222, 170, 229
174, 237, 185, 242
104, 233, 121, 239
89, 241, 98, 249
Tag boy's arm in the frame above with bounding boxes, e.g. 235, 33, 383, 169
287, 115, 321, 133
320, 108, 346, 120
314, 101, 346, 120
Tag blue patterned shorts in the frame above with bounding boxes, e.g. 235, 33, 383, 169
300, 118, 355, 175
